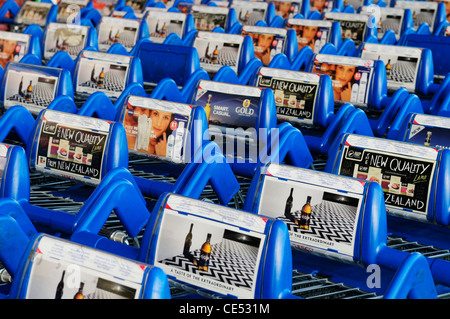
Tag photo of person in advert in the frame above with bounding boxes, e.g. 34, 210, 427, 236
123, 104, 176, 158
246, 32, 277, 65
313, 62, 357, 102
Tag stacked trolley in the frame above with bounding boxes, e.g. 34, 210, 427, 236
0, 0, 449, 300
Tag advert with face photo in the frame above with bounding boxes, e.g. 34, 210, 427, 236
0, 31, 29, 68
286, 19, 332, 54
121, 97, 191, 162
242, 26, 286, 66
309, 0, 334, 13
269, 0, 302, 19
312, 55, 373, 106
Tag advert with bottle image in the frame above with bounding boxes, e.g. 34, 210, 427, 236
194, 80, 260, 144
121, 97, 191, 163
146, 11, 186, 43
231, 0, 268, 26
191, 5, 228, 32
337, 136, 437, 219
194, 32, 243, 74
26, 236, 145, 299
257, 164, 363, 261
35, 111, 110, 185
361, 43, 421, 92
44, 23, 88, 60
154, 195, 266, 299
56, 0, 88, 23
97, 17, 139, 52
406, 114, 450, 150
3, 64, 58, 114
16, 1, 53, 27
76, 51, 130, 98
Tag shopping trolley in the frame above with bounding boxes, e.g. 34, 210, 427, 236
242, 161, 439, 298
325, 133, 450, 292
0, 198, 171, 299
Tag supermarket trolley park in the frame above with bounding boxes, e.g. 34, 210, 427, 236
0, 0, 449, 300
1, 149, 447, 300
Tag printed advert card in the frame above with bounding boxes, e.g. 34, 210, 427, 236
16, 1, 53, 27
194, 80, 260, 143
323, 12, 368, 46
231, 1, 268, 26
44, 23, 89, 60
121, 96, 191, 163
0, 143, 8, 185
3, 63, 59, 114
92, 0, 118, 16
268, 0, 303, 19
255, 67, 320, 125
337, 135, 438, 220
97, 17, 140, 52
407, 114, 450, 150
286, 19, 332, 54
194, 31, 243, 74
56, 0, 88, 23
26, 236, 146, 299
394, 1, 438, 32
75, 50, 131, 98
191, 5, 228, 32
0, 31, 30, 69
360, 6, 404, 40
154, 195, 266, 299
242, 25, 287, 66
146, 11, 186, 43
309, 0, 335, 13
361, 43, 421, 92
312, 54, 374, 106
35, 110, 111, 185
257, 163, 363, 262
